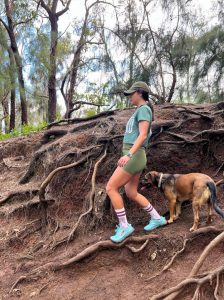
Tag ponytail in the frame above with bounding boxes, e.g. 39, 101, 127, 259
136, 89, 154, 121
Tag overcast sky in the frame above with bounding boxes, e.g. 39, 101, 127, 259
56, 0, 217, 112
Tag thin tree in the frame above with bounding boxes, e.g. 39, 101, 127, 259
0, 0, 28, 124
39, 0, 71, 123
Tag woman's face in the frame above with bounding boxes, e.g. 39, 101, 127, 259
129, 91, 142, 106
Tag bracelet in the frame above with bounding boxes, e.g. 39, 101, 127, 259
127, 152, 133, 158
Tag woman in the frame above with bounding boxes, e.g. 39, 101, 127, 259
106, 81, 166, 243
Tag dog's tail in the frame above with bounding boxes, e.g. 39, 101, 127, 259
207, 181, 224, 218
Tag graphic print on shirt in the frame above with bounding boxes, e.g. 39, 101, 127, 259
125, 116, 135, 133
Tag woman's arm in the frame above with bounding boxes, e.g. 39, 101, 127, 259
128, 120, 150, 155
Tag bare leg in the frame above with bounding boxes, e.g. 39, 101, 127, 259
124, 173, 150, 207
125, 173, 162, 221
106, 166, 133, 209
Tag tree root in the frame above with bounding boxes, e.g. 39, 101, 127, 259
177, 106, 214, 120
38, 146, 103, 228
19, 144, 57, 184
40, 129, 68, 145
39, 146, 102, 202
67, 144, 108, 241
47, 110, 115, 129
214, 162, 224, 177
6, 220, 42, 246
69, 120, 99, 133
189, 231, 224, 277
146, 226, 224, 282
151, 229, 224, 300
151, 265, 224, 300
10, 233, 158, 292
216, 179, 224, 186
125, 239, 149, 253
58, 144, 102, 162
0, 189, 39, 206
52, 144, 109, 248
191, 129, 224, 141
150, 139, 208, 147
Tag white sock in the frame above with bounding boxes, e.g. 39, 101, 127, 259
115, 208, 129, 228
143, 203, 161, 220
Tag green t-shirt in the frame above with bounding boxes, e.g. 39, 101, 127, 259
123, 104, 152, 148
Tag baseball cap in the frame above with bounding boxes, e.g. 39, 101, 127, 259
124, 81, 150, 96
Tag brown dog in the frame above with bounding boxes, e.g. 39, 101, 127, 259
144, 171, 224, 231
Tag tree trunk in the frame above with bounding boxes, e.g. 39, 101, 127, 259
167, 52, 177, 103
4, 0, 28, 125
40, 0, 71, 123
1, 90, 9, 133
64, 13, 89, 118
7, 48, 16, 131
48, 13, 58, 123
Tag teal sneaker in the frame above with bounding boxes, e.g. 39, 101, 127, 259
110, 224, 134, 243
144, 216, 167, 231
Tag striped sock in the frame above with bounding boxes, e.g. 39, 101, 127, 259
143, 203, 161, 220
115, 208, 129, 228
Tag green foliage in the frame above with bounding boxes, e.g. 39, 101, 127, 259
0, 122, 47, 141
85, 109, 97, 117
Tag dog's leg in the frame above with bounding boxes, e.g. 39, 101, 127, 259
207, 201, 213, 224
168, 198, 176, 224
174, 201, 181, 220
190, 201, 199, 231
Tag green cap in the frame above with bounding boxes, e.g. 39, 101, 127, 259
124, 81, 150, 96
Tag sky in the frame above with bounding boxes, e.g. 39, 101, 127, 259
56, 0, 217, 112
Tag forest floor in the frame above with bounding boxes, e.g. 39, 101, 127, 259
0, 102, 224, 300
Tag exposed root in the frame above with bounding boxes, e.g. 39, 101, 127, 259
69, 120, 99, 133
40, 129, 68, 145
151, 230, 224, 300
8, 219, 42, 241
150, 139, 208, 147
67, 144, 108, 241
19, 144, 56, 184
47, 110, 115, 129
214, 272, 220, 300
146, 226, 224, 282
177, 106, 214, 120
58, 144, 102, 161
0, 189, 39, 206
0, 198, 54, 219
146, 238, 189, 282
10, 233, 158, 292
125, 239, 149, 253
39, 148, 102, 202
10, 276, 27, 293
189, 231, 224, 277
214, 162, 224, 177
191, 129, 224, 141
150, 265, 224, 300
216, 179, 224, 186
38, 146, 103, 228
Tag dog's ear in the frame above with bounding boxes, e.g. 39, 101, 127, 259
146, 171, 158, 185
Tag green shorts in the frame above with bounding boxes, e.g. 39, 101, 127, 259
122, 143, 147, 175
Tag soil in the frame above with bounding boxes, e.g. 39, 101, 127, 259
0, 103, 224, 300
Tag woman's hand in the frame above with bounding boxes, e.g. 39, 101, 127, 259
117, 155, 130, 167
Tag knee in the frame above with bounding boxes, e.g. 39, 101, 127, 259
106, 182, 116, 195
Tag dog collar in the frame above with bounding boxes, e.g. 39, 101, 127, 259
158, 173, 164, 189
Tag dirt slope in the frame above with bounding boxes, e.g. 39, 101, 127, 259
0, 103, 224, 300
